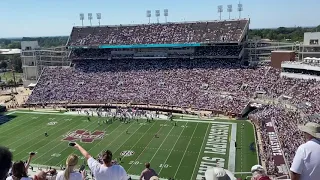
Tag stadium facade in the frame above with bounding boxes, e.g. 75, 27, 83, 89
21, 41, 70, 87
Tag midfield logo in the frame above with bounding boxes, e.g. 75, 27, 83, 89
62, 129, 105, 143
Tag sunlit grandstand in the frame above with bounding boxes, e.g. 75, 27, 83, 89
1, 14, 320, 180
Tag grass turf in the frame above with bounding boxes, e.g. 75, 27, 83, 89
0, 111, 257, 180
0, 72, 22, 82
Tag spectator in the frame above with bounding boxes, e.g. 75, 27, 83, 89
6, 161, 31, 180
140, 162, 158, 180
73, 143, 127, 180
0, 146, 12, 180
24, 153, 35, 174
250, 165, 271, 180
205, 167, 236, 180
290, 122, 320, 180
56, 154, 83, 180
33, 171, 46, 180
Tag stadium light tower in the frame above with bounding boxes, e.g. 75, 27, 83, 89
164, 9, 169, 23
155, 10, 160, 23
96, 13, 101, 26
227, 5, 232, 19
88, 13, 93, 26
146, 10, 151, 24
218, 5, 223, 20
238, 2, 243, 19
80, 13, 84, 26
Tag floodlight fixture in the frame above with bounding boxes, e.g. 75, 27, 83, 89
164, 9, 168, 23
80, 13, 84, 26
227, 5, 232, 19
217, 5, 223, 20
146, 10, 151, 24
238, 3, 243, 19
155, 10, 160, 23
96, 13, 101, 26
88, 13, 93, 26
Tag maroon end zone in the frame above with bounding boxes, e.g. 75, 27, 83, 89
62, 129, 105, 143
265, 120, 289, 178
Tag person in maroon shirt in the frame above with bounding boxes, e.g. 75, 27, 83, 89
140, 163, 158, 180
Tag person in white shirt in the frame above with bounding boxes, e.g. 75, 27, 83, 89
204, 167, 236, 180
6, 161, 31, 180
73, 142, 127, 180
56, 154, 84, 180
290, 122, 320, 180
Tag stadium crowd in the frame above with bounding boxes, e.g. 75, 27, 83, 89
68, 20, 248, 46
26, 56, 320, 178
21, 18, 320, 179
249, 105, 320, 175
27, 58, 320, 115
27, 58, 267, 114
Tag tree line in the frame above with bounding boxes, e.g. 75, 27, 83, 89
0, 36, 68, 49
249, 25, 320, 42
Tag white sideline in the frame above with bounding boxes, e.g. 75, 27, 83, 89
228, 123, 237, 172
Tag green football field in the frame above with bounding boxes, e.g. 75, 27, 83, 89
0, 111, 258, 180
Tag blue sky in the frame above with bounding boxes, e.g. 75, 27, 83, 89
0, 0, 319, 37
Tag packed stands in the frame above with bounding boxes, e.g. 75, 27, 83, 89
25, 18, 320, 179
27, 59, 258, 114
67, 19, 249, 46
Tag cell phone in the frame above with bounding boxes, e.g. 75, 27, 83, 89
30, 152, 35, 155
68, 142, 76, 147
79, 164, 85, 172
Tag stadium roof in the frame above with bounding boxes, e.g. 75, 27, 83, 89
0, 49, 21, 55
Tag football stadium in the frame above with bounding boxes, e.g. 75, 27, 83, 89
1, 8, 320, 180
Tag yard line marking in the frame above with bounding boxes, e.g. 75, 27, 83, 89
5, 112, 16, 115
0, 116, 40, 138
0, 114, 43, 135
13, 116, 81, 158
174, 122, 199, 178
5, 114, 80, 151
123, 123, 163, 172
110, 121, 155, 156
158, 121, 188, 174
30, 117, 100, 162
52, 120, 132, 166
190, 123, 210, 180
17, 115, 89, 160
148, 126, 175, 163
